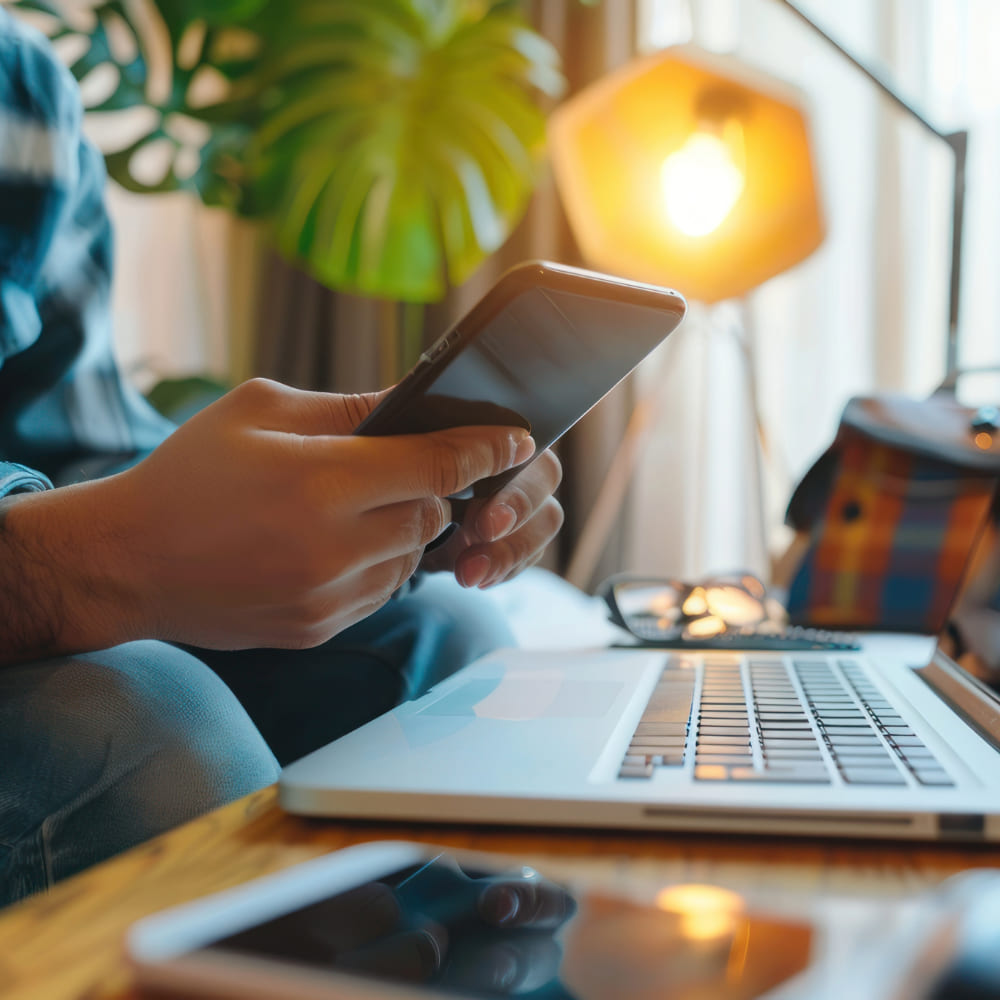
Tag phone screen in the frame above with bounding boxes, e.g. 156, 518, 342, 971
195, 852, 811, 999
357, 268, 686, 498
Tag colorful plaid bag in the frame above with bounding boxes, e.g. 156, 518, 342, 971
780, 393, 1000, 633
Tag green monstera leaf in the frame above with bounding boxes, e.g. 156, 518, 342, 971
13, 0, 564, 302
245, 0, 563, 299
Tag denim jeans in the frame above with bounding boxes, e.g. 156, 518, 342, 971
0, 575, 514, 908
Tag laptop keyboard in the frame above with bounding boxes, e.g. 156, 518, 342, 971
618, 655, 954, 787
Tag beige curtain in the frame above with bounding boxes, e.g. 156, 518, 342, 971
249, 0, 641, 583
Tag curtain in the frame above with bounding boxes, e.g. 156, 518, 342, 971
621, 0, 1000, 590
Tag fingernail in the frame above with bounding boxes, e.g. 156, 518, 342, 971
482, 503, 517, 541
461, 554, 490, 588
479, 884, 520, 926
513, 433, 535, 466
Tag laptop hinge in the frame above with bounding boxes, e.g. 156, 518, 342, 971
914, 651, 1000, 754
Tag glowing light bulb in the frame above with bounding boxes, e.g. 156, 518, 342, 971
661, 131, 745, 237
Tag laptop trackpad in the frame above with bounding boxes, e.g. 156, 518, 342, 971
419, 675, 623, 721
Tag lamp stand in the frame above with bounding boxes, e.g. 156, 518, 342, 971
564, 307, 773, 591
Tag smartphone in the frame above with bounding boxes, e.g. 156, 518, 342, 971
354, 261, 687, 507
126, 841, 814, 1000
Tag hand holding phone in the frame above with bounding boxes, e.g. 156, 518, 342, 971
355, 261, 687, 509
355, 262, 686, 575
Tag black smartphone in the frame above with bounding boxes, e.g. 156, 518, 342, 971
354, 261, 687, 507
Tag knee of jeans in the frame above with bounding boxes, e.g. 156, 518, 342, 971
1, 642, 280, 901
10, 642, 279, 841
81, 640, 280, 797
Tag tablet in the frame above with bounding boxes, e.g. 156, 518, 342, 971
126, 840, 814, 1000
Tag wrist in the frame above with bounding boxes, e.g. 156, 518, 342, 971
0, 476, 144, 663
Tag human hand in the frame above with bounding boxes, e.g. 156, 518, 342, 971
218, 859, 574, 992
419, 448, 564, 588
15, 379, 536, 654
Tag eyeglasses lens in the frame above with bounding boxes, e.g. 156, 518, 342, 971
612, 582, 683, 628
703, 584, 765, 627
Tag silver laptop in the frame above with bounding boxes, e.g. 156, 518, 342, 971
280, 554, 1000, 843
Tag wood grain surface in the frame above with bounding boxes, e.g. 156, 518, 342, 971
2, 784, 1000, 1000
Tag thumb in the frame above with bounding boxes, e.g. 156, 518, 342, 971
328, 425, 537, 507
232, 379, 392, 436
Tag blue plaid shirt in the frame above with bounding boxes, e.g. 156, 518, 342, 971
0, 8, 173, 500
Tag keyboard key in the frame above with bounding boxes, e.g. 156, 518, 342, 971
653, 755, 685, 767
825, 734, 883, 746
630, 744, 685, 756
840, 767, 906, 785
730, 767, 831, 784
891, 736, 928, 748
694, 765, 730, 780
698, 725, 751, 736
761, 737, 821, 749
694, 754, 754, 765
763, 748, 825, 760
760, 728, 817, 740
823, 725, 879, 736
697, 736, 751, 747
827, 744, 891, 758
834, 754, 895, 767
619, 763, 653, 779
911, 768, 954, 786
635, 722, 688, 737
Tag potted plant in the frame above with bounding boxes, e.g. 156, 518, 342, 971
15, 0, 565, 370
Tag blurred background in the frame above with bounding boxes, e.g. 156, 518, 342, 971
11, 0, 1000, 593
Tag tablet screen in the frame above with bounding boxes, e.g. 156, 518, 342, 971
199, 852, 811, 999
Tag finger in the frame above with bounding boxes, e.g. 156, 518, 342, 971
457, 497, 564, 589
266, 554, 423, 649
336, 922, 449, 983
478, 877, 576, 930
317, 427, 535, 508
443, 934, 563, 994
474, 450, 563, 543
229, 378, 392, 435
356, 497, 453, 562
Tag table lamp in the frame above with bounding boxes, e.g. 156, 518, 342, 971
549, 43, 825, 586
549, 44, 825, 304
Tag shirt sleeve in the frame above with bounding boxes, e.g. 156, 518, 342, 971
0, 11, 174, 489
0, 461, 52, 497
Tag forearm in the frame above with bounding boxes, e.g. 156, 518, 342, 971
0, 481, 139, 667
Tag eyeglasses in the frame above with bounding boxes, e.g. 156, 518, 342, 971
598, 572, 787, 645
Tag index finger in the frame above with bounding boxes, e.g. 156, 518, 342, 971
332, 426, 536, 508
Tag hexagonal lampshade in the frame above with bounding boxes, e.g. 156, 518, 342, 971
549, 46, 825, 303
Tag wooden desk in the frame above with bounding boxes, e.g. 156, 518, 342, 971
3, 784, 1000, 1000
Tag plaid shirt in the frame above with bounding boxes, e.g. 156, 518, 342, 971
0, 8, 173, 500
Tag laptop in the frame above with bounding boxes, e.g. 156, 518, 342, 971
279, 540, 1000, 844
